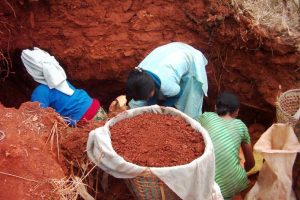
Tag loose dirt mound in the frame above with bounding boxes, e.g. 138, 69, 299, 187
111, 113, 205, 167
0, 102, 133, 200
0, 102, 66, 200
61, 119, 105, 166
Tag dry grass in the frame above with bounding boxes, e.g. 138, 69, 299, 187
50, 176, 94, 200
0, 171, 38, 183
0, 20, 13, 81
50, 161, 97, 200
46, 121, 61, 158
232, 0, 300, 39
0, 49, 12, 81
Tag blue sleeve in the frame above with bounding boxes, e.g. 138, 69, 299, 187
128, 99, 147, 109
31, 85, 50, 108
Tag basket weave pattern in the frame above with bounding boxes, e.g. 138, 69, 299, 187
276, 89, 300, 128
125, 170, 181, 200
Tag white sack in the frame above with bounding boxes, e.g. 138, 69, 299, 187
87, 105, 223, 200
245, 123, 300, 200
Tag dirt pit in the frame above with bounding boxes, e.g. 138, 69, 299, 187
0, 0, 299, 199
111, 113, 205, 167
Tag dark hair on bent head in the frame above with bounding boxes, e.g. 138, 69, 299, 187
125, 68, 155, 101
216, 91, 240, 116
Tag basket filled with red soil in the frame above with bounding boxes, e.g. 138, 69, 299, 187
87, 105, 221, 200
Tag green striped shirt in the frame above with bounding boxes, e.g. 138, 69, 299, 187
198, 112, 250, 198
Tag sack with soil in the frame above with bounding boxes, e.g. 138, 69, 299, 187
87, 105, 223, 200
245, 123, 300, 200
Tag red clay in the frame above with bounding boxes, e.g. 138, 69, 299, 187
110, 113, 205, 167
1, 0, 299, 111
0, 102, 65, 200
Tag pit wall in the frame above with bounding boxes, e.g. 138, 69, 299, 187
0, 0, 299, 119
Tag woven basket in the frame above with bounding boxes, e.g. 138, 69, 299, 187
125, 169, 181, 200
276, 89, 300, 128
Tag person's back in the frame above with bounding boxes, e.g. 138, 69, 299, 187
198, 91, 254, 199
31, 82, 92, 125
199, 112, 250, 198
138, 42, 207, 99
21, 47, 107, 126
127, 42, 208, 118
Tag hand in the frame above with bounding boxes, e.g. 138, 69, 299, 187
108, 95, 128, 118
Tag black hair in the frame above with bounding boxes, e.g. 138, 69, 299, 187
125, 68, 155, 101
216, 91, 240, 116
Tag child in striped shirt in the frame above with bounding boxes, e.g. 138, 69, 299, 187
198, 91, 255, 200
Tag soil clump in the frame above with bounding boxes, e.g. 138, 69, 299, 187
0, 102, 66, 200
111, 113, 205, 167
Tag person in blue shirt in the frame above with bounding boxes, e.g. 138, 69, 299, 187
125, 42, 208, 118
21, 47, 107, 126
31, 81, 107, 126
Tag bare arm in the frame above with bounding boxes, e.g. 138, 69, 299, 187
241, 142, 255, 171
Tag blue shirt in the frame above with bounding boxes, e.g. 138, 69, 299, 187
31, 81, 92, 126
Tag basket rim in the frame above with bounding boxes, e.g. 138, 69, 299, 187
277, 88, 300, 117
278, 89, 300, 101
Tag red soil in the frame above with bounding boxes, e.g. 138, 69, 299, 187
0, 102, 66, 200
0, 0, 299, 199
0, 102, 134, 200
0, 0, 299, 115
111, 113, 205, 167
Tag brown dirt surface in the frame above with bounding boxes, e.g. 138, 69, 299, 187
110, 113, 205, 167
0, 102, 66, 200
61, 119, 105, 166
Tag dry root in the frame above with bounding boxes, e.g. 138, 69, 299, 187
50, 161, 98, 200
232, 0, 300, 35
0, 49, 12, 81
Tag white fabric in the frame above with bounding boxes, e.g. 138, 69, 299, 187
87, 105, 223, 200
293, 107, 300, 120
21, 47, 74, 96
245, 123, 300, 200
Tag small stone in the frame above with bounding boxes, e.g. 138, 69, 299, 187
32, 116, 38, 121
5, 151, 10, 157
120, 139, 126, 144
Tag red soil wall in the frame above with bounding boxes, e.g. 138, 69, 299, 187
0, 0, 299, 122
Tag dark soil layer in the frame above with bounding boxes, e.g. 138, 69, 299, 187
111, 113, 205, 167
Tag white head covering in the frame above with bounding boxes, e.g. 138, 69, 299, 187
21, 47, 74, 96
